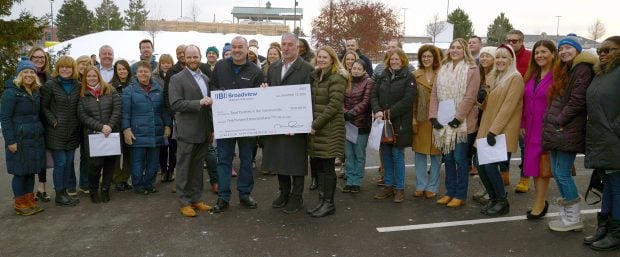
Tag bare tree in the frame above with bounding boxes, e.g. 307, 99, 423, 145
144, 3, 162, 47
188, 1, 201, 22
426, 13, 446, 44
588, 18, 606, 41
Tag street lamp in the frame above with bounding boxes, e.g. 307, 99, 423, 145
555, 15, 562, 42
50, 0, 54, 41
293, 1, 298, 35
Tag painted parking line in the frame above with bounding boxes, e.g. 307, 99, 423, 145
364, 154, 585, 170
376, 208, 600, 232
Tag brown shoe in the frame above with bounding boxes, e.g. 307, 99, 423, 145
180, 206, 197, 217
446, 198, 464, 208
501, 171, 510, 186
191, 202, 213, 212
394, 190, 405, 203
374, 187, 395, 199
211, 183, 218, 194
424, 191, 436, 199
469, 166, 478, 176
436, 195, 452, 205
413, 191, 424, 197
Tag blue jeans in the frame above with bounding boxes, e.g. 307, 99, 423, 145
131, 147, 160, 190
217, 137, 256, 201
12, 174, 35, 197
550, 150, 579, 202
344, 133, 369, 186
52, 149, 76, 192
443, 141, 469, 200
414, 152, 441, 193
601, 171, 620, 219
381, 144, 405, 190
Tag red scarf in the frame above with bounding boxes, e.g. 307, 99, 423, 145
87, 85, 101, 98
140, 83, 152, 94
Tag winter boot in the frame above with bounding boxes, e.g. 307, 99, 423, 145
307, 173, 325, 214
90, 188, 100, 203
283, 194, 303, 214
549, 201, 583, 232
590, 219, 620, 251
100, 188, 110, 203
273, 175, 291, 208
515, 177, 530, 193
311, 171, 336, 218
584, 212, 609, 245
55, 190, 76, 207
24, 192, 44, 214
484, 196, 510, 216
14, 196, 36, 216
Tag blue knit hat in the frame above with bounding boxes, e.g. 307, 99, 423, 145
206, 46, 219, 57
222, 43, 232, 55
558, 35, 582, 53
16, 56, 36, 74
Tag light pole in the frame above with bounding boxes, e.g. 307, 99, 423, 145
446, 0, 450, 19
555, 15, 562, 42
402, 8, 407, 36
293, 0, 298, 35
50, 0, 54, 41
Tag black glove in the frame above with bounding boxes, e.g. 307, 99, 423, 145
477, 88, 487, 103
344, 111, 354, 121
448, 118, 461, 128
430, 118, 443, 130
487, 132, 496, 146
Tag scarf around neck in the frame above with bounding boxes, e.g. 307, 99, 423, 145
433, 60, 470, 153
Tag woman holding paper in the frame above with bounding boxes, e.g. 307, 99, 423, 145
476, 44, 524, 216
77, 67, 121, 203
371, 48, 415, 203
429, 38, 480, 208
412, 45, 443, 199
543, 36, 597, 232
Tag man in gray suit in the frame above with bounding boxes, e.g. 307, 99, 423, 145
262, 33, 314, 214
168, 45, 214, 217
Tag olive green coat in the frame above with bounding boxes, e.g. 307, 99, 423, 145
309, 68, 346, 159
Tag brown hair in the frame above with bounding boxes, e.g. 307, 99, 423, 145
417, 45, 442, 70
51, 56, 78, 79
139, 39, 153, 50
524, 40, 557, 82
548, 58, 571, 103
28, 47, 50, 73
383, 48, 409, 69
442, 38, 476, 66
80, 66, 114, 97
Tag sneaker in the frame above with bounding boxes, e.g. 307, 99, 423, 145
66, 188, 78, 196
341, 185, 352, 193
146, 187, 158, 194
134, 188, 150, 195
79, 187, 90, 194
350, 186, 360, 193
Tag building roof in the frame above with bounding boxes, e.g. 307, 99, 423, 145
231, 6, 303, 21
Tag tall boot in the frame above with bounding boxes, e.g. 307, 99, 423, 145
24, 192, 44, 214
100, 188, 110, 203
584, 212, 610, 245
590, 219, 620, 251
14, 196, 36, 216
484, 194, 509, 216
311, 171, 336, 218
549, 200, 583, 232
90, 187, 100, 203
55, 190, 76, 207
283, 176, 304, 214
272, 175, 291, 208
307, 173, 325, 214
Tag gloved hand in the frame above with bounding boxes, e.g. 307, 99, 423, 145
448, 118, 461, 128
344, 111, 354, 121
430, 118, 443, 130
477, 88, 487, 103
163, 126, 172, 138
487, 132, 496, 146
123, 128, 136, 145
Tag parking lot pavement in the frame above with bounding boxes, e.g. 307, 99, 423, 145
0, 134, 616, 257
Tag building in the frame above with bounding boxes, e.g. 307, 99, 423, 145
231, 1, 303, 27
143, 19, 289, 36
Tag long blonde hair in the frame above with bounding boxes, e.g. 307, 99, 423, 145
491, 46, 519, 86
317, 46, 351, 91
80, 66, 114, 97
13, 69, 42, 95
442, 38, 476, 66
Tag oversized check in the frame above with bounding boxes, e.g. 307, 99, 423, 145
211, 84, 313, 139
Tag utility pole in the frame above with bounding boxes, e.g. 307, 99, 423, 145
50, 0, 54, 41
180, 0, 183, 18
402, 8, 407, 36
293, 0, 298, 35
555, 15, 562, 42
446, 0, 449, 19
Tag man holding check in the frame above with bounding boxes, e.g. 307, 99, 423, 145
209, 36, 264, 213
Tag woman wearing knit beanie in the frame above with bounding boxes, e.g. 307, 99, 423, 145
1, 57, 46, 215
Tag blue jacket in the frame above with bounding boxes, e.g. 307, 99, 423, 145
121, 78, 171, 148
130, 56, 158, 75
0, 82, 46, 175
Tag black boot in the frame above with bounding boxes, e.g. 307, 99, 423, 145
485, 197, 509, 216
307, 173, 325, 214
55, 190, 76, 206
481, 199, 496, 214
90, 188, 100, 203
311, 170, 336, 218
584, 212, 609, 245
283, 176, 304, 214
272, 175, 291, 208
309, 175, 318, 191
590, 219, 620, 251
100, 188, 110, 203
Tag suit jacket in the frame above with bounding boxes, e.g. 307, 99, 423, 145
267, 57, 313, 86
168, 68, 213, 144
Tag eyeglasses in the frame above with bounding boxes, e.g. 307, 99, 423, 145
597, 48, 618, 55
505, 39, 521, 44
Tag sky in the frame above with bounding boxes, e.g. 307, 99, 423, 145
5, 0, 620, 40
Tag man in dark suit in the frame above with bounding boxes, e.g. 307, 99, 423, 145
262, 33, 314, 214
168, 45, 214, 217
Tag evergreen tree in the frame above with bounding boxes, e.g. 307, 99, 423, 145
448, 8, 474, 40
124, 0, 149, 30
486, 12, 514, 46
93, 0, 124, 31
56, 0, 94, 41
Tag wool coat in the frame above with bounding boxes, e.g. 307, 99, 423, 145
41, 77, 82, 150
521, 72, 553, 177
309, 68, 346, 159
412, 69, 441, 155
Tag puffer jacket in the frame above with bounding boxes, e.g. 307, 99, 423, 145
78, 87, 121, 134
121, 79, 172, 148
542, 51, 597, 153
309, 68, 346, 159
344, 73, 374, 133
0, 82, 46, 175
585, 62, 620, 170
41, 77, 81, 150
371, 67, 416, 148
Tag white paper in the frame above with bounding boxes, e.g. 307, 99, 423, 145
345, 122, 358, 143
437, 99, 456, 125
476, 134, 508, 165
88, 133, 121, 157
367, 119, 385, 151
211, 84, 313, 139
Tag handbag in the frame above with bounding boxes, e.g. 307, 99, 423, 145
381, 110, 396, 144
539, 152, 577, 178
584, 169, 604, 205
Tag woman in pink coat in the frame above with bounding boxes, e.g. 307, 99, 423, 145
522, 40, 557, 219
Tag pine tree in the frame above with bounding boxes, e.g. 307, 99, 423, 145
448, 8, 474, 40
124, 0, 149, 30
93, 0, 125, 31
486, 12, 514, 46
56, 0, 94, 41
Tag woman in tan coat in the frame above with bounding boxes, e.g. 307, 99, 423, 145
412, 45, 443, 199
476, 44, 524, 216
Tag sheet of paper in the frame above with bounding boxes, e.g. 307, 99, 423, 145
476, 134, 508, 165
88, 133, 121, 157
345, 121, 358, 143
367, 119, 384, 151
437, 99, 456, 125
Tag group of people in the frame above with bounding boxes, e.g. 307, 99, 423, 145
2, 29, 620, 251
